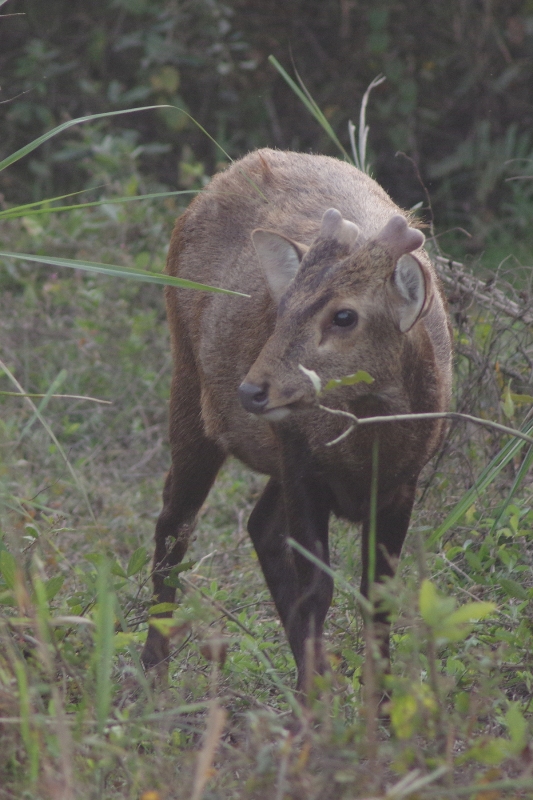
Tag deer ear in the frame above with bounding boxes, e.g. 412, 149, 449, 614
387, 253, 433, 333
252, 229, 308, 302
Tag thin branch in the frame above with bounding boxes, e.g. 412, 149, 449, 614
0, 391, 111, 404
317, 405, 533, 448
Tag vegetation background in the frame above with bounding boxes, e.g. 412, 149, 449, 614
2, 0, 533, 262
1, 1, 533, 798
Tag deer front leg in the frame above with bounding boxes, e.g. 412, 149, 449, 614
141, 368, 225, 675
248, 476, 333, 695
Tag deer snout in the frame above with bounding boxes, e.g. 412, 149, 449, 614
238, 381, 270, 414
239, 378, 307, 422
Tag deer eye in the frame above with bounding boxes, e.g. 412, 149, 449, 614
332, 309, 358, 328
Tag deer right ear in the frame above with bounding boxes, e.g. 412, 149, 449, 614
252, 229, 308, 303
387, 253, 432, 333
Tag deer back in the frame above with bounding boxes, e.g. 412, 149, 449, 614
165, 149, 452, 508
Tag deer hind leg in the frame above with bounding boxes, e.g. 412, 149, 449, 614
360, 481, 417, 675
248, 477, 333, 696
141, 363, 225, 673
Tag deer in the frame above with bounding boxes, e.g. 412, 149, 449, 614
140, 148, 453, 695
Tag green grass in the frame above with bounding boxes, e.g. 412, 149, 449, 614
1, 182, 533, 799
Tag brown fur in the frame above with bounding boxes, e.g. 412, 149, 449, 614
141, 149, 453, 694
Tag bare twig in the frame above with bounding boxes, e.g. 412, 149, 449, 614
190, 700, 227, 800
434, 255, 533, 326
318, 405, 533, 448
0, 391, 111, 404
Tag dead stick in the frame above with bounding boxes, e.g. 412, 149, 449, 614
318, 406, 533, 448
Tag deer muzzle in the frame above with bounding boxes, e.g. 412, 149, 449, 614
238, 381, 303, 421
238, 381, 270, 413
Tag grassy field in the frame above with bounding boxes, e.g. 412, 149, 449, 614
1, 184, 533, 799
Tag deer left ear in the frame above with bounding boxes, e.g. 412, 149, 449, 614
387, 253, 433, 333
252, 229, 308, 303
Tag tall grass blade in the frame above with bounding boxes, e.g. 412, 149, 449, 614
427, 418, 533, 547
292, 63, 352, 163
1, 390, 110, 403
368, 438, 379, 588
288, 537, 372, 613
191, 701, 227, 800
349, 75, 386, 173
268, 56, 352, 162
14, 659, 39, 783
0, 187, 102, 219
17, 369, 67, 443
94, 559, 115, 734
32, 569, 53, 653
489, 441, 533, 534
0, 358, 96, 522
115, 601, 153, 701
0, 251, 249, 296
0, 106, 172, 173
0, 189, 200, 221
241, 636, 301, 714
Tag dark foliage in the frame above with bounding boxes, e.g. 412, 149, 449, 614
1, 0, 533, 253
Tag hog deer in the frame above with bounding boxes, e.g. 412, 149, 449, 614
141, 149, 452, 692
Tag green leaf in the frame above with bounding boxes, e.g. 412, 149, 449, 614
501, 383, 515, 419
127, 546, 148, 577
110, 562, 127, 578
148, 602, 179, 614
85, 553, 106, 567
170, 560, 195, 574
0, 591, 16, 606
114, 632, 137, 651
510, 392, 533, 406
462, 737, 509, 766
419, 579, 455, 627
419, 580, 496, 643
322, 371, 374, 392
505, 702, 527, 753
464, 549, 484, 572
45, 575, 64, 602
499, 577, 528, 600
445, 601, 496, 626
148, 617, 188, 637
0, 550, 17, 590
163, 560, 195, 589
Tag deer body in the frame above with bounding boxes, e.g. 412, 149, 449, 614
142, 149, 452, 690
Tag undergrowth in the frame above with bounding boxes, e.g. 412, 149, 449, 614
1, 175, 533, 799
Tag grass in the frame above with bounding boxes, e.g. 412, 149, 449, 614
1, 170, 533, 799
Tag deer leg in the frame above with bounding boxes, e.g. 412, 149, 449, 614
248, 477, 333, 694
360, 481, 417, 672
141, 367, 225, 672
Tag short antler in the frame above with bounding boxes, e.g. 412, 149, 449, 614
374, 214, 424, 260
319, 208, 360, 250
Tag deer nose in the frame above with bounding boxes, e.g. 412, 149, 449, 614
238, 381, 269, 414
